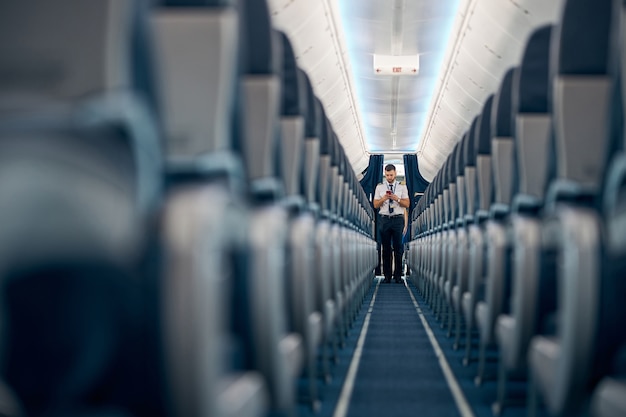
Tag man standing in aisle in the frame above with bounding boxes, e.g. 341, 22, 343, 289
373, 164, 410, 283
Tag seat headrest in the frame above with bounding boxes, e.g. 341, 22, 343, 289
515, 25, 553, 114
464, 118, 478, 167
0, 0, 158, 110
330, 131, 342, 169
305, 73, 322, 137
0, 128, 140, 269
447, 142, 459, 184
491, 67, 516, 138
320, 110, 332, 156
430, 172, 437, 196
280, 32, 306, 117
555, 0, 614, 75
456, 133, 467, 176
435, 164, 443, 192
477, 95, 494, 154
241, 0, 280, 75
340, 143, 348, 177
440, 167, 446, 193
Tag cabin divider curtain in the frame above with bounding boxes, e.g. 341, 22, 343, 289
403, 153, 430, 219
359, 154, 384, 206
359, 154, 384, 245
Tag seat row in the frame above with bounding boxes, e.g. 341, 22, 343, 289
0, 1, 377, 416
408, 0, 626, 416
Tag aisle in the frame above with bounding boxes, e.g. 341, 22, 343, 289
337, 278, 463, 417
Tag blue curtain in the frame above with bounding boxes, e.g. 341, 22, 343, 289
403, 154, 430, 218
359, 154, 384, 245
359, 154, 384, 207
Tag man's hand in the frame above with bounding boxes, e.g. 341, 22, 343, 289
385, 192, 397, 201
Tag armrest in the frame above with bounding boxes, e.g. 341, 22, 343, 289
591, 378, 626, 417
280, 333, 303, 379
219, 372, 268, 417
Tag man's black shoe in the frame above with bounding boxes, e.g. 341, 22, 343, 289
394, 279, 402, 284
383, 278, 391, 284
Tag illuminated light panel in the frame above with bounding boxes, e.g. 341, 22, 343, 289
338, 0, 461, 153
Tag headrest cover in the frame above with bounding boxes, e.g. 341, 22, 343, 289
477, 95, 494, 154
0, 1, 134, 101
555, 0, 613, 75
335, 149, 350, 176
279, 32, 305, 116
464, 117, 478, 167
305, 74, 321, 137
447, 143, 459, 183
241, 0, 280, 74
319, 112, 331, 156
491, 68, 516, 137
515, 25, 553, 114
436, 161, 445, 191
438, 170, 444, 195
329, 130, 337, 166
456, 133, 467, 176
446, 142, 460, 185
330, 132, 341, 168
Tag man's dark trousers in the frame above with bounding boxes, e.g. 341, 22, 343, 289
380, 215, 404, 282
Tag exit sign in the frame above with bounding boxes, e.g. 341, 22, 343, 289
373, 54, 420, 76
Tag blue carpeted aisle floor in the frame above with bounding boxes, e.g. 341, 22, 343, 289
297, 277, 547, 417
346, 280, 459, 417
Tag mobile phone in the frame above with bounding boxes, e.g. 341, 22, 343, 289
386, 190, 392, 195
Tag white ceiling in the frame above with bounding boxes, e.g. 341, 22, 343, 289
268, 0, 564, 181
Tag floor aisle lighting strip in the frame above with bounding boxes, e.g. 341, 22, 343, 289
332, 277, 382, 417
404, 280, 475, 417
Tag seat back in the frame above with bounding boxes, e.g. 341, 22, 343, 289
476, 95, 494, 218
0, 1, 165, 416
491, 68, 516, 212
0, 1, 132, 102
456, 132, 468, 225
512, 25, 554, 209
303, 81, 322, 210
464, 118, 478, 221
279, 33, 307, 201
152, 0, 239, 166
240, 0, 282, 198
447, 142, 459, 226
550, 0, 615, 200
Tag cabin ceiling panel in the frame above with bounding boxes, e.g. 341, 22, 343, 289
428, 139, 456, 162
330, 105, 353, 126
433, 100, 469, 134
337, 119, 357, 135
270, 0, 564, 181
343, 140, 363, 159
439, 87, 477, 123
452, 49, 501, 93
417, 0, 564, 180
430, 121, 459, 145
332, 116, 354, 136
268, 0, 369, 174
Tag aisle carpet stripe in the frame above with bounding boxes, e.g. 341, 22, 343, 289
332, 279, 382, 417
